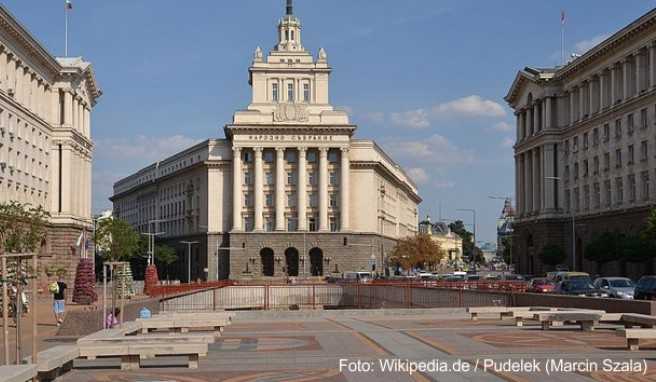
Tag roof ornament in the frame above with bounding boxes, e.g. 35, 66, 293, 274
286, 0, 293, 15
318, 47, 327, 62
254, 46, 263, 62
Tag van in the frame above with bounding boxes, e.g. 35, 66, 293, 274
343, 271, 374, 283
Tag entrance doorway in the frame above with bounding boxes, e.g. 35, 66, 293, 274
260, 248, 274, 276
309, 247, 323, 276
285, 247, 299, 276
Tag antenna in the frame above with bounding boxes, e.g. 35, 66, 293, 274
286, 0, 293, 15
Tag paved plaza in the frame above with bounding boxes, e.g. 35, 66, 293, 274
44, 309, 656, 382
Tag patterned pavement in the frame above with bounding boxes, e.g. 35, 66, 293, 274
58, 311, 656, 382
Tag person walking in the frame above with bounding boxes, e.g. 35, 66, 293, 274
51, 275, 67, 326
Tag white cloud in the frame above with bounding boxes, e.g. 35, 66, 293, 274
96, 134, 201, 163
407, 167, 429, 185
384, 134, 475, 166
574, 34, 611, 55
390, 109, 430, 129
433, 180, 456, 189
361, 111, 386, 124
500, 137, 515, 148
431, 95, 506, 118
490, 121, 513, 132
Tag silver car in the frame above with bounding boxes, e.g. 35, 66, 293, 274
593, 277, 635, 299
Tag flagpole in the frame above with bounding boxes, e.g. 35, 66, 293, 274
561, 11, 565, 65
64, 4, 68, 57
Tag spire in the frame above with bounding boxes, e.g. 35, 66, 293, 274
286, 0, 293, 15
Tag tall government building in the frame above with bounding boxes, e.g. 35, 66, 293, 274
0, 6, 100, 282
505, 8, 656, 277
111, 1, 421, 280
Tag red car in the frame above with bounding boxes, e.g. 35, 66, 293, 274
527, 278, 555, 293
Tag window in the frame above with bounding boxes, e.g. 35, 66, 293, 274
309, 192, 318, 207
287, 218, 298, 231
641, 141, 648, 162
604, 180, 611, 207
564, 140, 570, 156
265, 218, 274, 232
287, 193, 296, 207
573, 187, 580, 211
328, 150, 339, 162
642, 171, 650, 201
565, 189, 571, 212
628, 113, 635, 135
329, 171, 337, 186
593, 182, 601, 209
307, 151, 317, 162
286, 151, 297, 163
329, 216, 338, 232
290, 30, 295, 41
243, 151, 252, 163
573, 136, 579, 152
583, 185, 590, 210
603, 123, 610, 142
303, 83, 310, 102
583, 160, 589, 177
641, 108, 648, 129
615, 177, 624, 205
272, 83, 279, 102
604, 152, 610, 171
308, 216, 317, 231
244, 217, 254, 231
265, 171, 273, 185
628, 174, 636, 202
308, 172, 317, 186
583, 132, 589, 150
615, 119, 622, 139
287, 171, 296, 185
628, 145, 635, 165
593, 128, 599, 146
265, 193, 273, 207
245, 192, 253, 207
263, 151, 274, 163
244, 172, 252, 185
574, 162, 579, 179
329, 193, 338, 208
615, 149, 622, 168
287, 83, 294, 102
593, 156, 599, 175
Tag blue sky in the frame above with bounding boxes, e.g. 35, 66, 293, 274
4, 0, 655, 243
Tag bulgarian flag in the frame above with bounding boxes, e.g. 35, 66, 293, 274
66, 0, 72, 10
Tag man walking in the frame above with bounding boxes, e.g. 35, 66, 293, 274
52, 275, 67, 326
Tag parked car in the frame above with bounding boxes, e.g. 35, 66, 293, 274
552, 272, 591, 284
634, 276, 656, 300
554, 279, 609, 297
343, 271, 374, 283
593, 277, 635, 299
526, 278, 555, 293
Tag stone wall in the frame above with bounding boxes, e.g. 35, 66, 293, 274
42, 223, 89, 288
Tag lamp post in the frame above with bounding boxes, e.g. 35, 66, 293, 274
545, 176, 576, 271
180, 241, 199, 283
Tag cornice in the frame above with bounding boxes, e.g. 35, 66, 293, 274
351, 161, 422, 203
224, 124, 356, 138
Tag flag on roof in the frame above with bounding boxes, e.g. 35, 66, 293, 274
561, 10, 566, 25
66, 0, 73, 10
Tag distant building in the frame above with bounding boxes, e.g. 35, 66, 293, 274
479, 242, 497, 264
496, 198, 514, 260
418, 216, 463, 265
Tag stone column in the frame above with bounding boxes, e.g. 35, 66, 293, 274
516, 155, 522, 216
623, 59, 629, 101
579, 84, 586, 119
543, 144, 556, 211
636, 51, 643, 94
545, 97, 552, 129
254, 147, 264, 231
569, 91, 575, 124
232, 147, 243, 231
84, 107, 91, 137
64, 91, 72, 126
275, 148, 285, 231
599, 71, 605, 109
524, 151, 532, 213
318, 147, 329, 231
340, 148, 350, 231
297, 148, 307, 231
533, 103, 540, 132
61, 147, 72, 214
650, 43, 656, 89
589, 78, 597, 114
515, 113, 521, 141
533, 148, 541, 213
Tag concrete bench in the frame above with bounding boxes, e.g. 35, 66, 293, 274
467, 306, 531, 321
77, 321, 142, 344
79, 342, 208, 370
511, 308, 559, 327
23, 345, 79, 381
0, 365, 37, 382
79, 332, 218, 345
617, 328, 656, 350
138, 317, 231, 334
534, 312, 603, 331
155, 312, 234, 322
620, 313, 656, 328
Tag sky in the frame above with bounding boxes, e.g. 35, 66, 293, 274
3, 0, 655, 243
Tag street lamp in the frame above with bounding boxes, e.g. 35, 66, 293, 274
180, 241, 199, 283
456, 208, 476, 263
545, 176, 576, 271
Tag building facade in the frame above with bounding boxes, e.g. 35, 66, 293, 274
111, 2, 420, 281
0, 6, 100, 283
418, 217, 464, 266
496, 198, 514, 261
505, 9, 656, 277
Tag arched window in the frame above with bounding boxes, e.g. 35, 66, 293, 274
285, 30, 289, 41
291, 30, 295, 41
309, 247, 323, 276
260, 248, 274, 276
285, 248, 299, 276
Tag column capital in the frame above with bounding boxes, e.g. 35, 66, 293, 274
275, 147, 285, 153
253, 146, 263, 153
318, 147, 329, 154
340, 147, 350, 153
297, 146, 307, 153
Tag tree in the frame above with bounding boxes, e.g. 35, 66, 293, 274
95, 218, 140, 262
389, 234, 445, 272
585, 232, 621, 273
155, 244, 177, 281
449, 220, 476, 262
0, 201, 49, 254
539, 244, 566, 267
500, 236, 513, 265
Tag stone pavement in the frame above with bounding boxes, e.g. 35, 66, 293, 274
47, 309, 656, 381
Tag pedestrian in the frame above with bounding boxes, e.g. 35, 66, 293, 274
51, 275, 67, 326
105, 308, 120, 329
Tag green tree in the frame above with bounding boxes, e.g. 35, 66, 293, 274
0, 201, 49, 254
500, 236, 513, 265
155, 244, 177, 281
390, 234, 445, 272
585, 232, 621, 273
95, 218, 140, 262
449, 220, 476, 261
539, 244, 566, 267
622, 233, 654, 263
